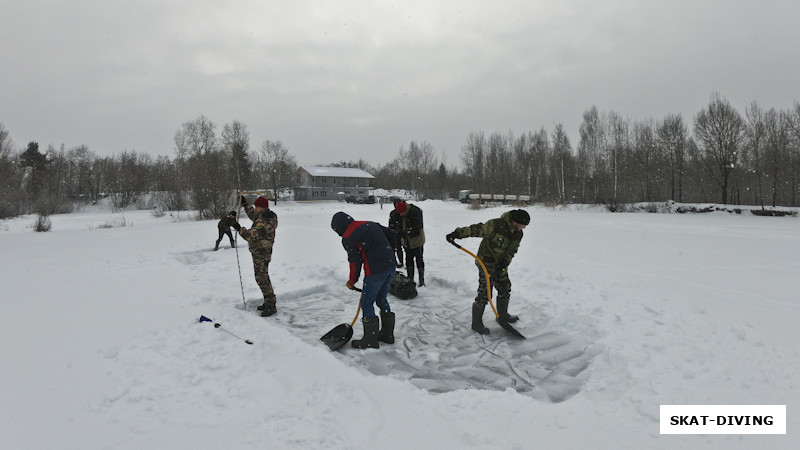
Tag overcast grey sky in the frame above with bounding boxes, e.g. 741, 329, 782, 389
2, 0, 798, 167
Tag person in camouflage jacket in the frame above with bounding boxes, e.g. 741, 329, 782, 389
214, 210, 238, 251
234, 195, 279, 317
446, 209, 530, 334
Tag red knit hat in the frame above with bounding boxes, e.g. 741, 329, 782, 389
254, 196, 269, 209
395, 201, 407, 214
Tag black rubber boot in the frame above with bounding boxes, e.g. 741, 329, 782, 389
418, 267, 425, 287
259, 302, 277, 317
406, 265, 415, 283
471, 304, 490, 335
378, 311, 395, 344
496, 298, 519, 323
352, 316, 380, 349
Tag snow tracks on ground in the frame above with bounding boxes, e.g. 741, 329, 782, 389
270, 275, 602, 403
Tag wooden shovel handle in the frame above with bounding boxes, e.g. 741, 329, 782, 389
350, 289, 363, 326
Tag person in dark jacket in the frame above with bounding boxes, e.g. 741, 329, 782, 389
234, 195, 279, 317
215, 211, 238, 251
331, 211, 397, 349
446, 209, 530, 334
395, 201, 426, 286
388, 203, 404, 268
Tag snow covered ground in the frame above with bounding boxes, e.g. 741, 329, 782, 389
1, 199, 797, 449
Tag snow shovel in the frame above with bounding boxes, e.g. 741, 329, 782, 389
320, 288, 363, 351
448, 240, 525, 339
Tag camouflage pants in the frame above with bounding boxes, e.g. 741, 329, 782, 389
473, 265, 511, 307
253, 256, 276, 307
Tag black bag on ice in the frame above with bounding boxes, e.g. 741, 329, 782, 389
390, 271, 417, 299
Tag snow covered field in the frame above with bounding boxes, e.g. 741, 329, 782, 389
1, 200, 797, 449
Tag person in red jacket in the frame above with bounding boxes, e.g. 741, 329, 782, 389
331, 211, 398, 349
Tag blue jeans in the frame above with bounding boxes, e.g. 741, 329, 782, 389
360, 268, 395, 319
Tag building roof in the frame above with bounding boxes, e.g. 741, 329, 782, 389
298, 166, 374, 179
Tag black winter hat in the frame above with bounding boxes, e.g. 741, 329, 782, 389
331, 212, 354, 236
229, 211, 237, 217
509, 209, 530, 225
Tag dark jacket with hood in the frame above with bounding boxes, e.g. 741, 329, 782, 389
332, 212, 398, 285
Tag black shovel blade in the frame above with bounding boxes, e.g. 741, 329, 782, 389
496, 318, 525, 339
320, 323, 354, 351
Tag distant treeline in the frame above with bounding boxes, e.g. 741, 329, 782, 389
2, 93, 799, 220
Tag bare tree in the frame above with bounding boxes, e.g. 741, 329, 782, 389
744, 102, 767, 207
374, 159, 402, 191
763, 108, 792, 206
528, 129, 550, 199
551, 123, 572, 204
511, 132, 534, 198
0, 122, 25, 218
221, 121, 253, 190
174, 115, 217, 159
151, 154, 185, 211
791, 102, 800, 205
107, 151, 152, 209
631, 119, 659, 202
657, 114, 688, 202
0, 122, 12, 154
577, 106, 605, 203
174, 116, 233, 217
258, 140, 298, 202
460, 132, 487, 193
693, 93, 746, 204
66, 145, 96, 202
485, 133, 510, 195
607, 112, 630, 201
396, 141, 438, 199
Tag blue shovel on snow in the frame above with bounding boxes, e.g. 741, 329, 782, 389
199, 315, 253, 345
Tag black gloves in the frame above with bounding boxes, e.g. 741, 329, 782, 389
445, 232, 457, 243
239, 196, 247, 207
232, 222, 241, 231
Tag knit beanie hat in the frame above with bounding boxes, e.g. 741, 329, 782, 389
509, 209, 530, 225
395, 201, 407, 214
254, 196, 269, 209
